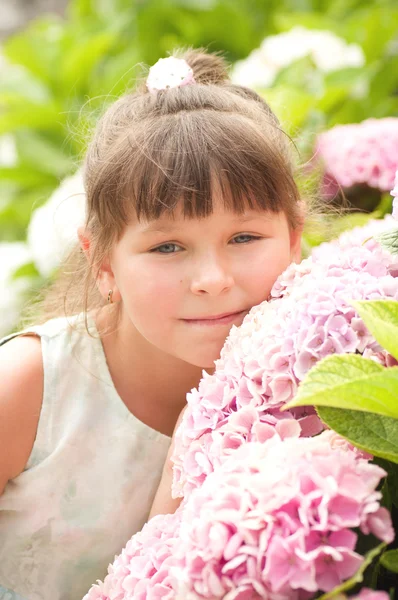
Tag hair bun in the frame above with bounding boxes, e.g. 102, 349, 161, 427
177, 48, 230, 85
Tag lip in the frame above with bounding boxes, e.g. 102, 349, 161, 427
181, 310, 247, 326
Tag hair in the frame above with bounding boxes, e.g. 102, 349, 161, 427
33, 47, 304, 331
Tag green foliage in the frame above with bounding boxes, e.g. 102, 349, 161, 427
285, 300, 398, 462
352, 300, 398, 359
301, 211, 380, 254
376, 227, 398, 256
285, 353, 398, 419
380, 550, 398, 574
317, 407, 398, 463
11, 262, 41, 280
261, 4, 398, 137
381, 461, 398, 510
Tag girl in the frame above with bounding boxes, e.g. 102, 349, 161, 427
0, 48, 303, 600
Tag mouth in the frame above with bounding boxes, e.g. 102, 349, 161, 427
181, 310, 248, 326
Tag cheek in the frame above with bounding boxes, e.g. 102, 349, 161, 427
122, 262, 181, 317
243, 241, 291, 295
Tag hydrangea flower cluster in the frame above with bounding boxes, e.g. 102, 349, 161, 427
174, 434, 393, 599
350, 591, 389, 600
83, 211, 397, 600
231, 26, 364, 89
316, 118, 398, 196
171, 215, 398, 499
85, 512, 181, 600
84, 433, 393, 600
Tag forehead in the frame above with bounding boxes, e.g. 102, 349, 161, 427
134, 196, 277, 231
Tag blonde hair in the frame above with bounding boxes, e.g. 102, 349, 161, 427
36, 48, 303, 330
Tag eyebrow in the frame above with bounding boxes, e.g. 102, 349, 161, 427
140, 224, 184, 234
140, 215, 272, 234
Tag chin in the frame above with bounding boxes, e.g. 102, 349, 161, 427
187, 349, 224, 370
177, 339, 227, 369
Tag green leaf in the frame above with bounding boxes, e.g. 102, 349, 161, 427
61, 31, 116, 94
0, 187, 54, 240
0, 61, 51, 103
367, 56, 398, 106
262, 86, 314, 133
284, 354, 398, 419
317, 407, 398, 464
273, 56, 323, 95
352, 300, 398, 361
318, 542, 387, 599
14, 132, 75, 178
375, 227, 398, 256
386, 464, 398, 509
274, 11, 338, 35
343, 6, 398, 62
380, 550, 398, 574
68, 0, 95, 19
87, 45, 141, 97
373, 192, 393, 218
376, 458, 398, 509
0, 167, 56, 188
317, 85, 349, 113
11, 262, 40, 281
4, 17, 65, 83
0, 102, 64, 135
380, 477, 392, 511
328, 212, 375, 238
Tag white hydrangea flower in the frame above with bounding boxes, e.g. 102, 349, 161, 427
230, 49, 276, 89
27, 170, 86, 277
309, 29, 365, 72
231, 26, 365, 89
0, 242, 32, 338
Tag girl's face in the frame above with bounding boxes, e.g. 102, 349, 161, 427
105, 196, 301, 368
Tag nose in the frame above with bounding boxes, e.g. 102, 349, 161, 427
190, 251, 235, 296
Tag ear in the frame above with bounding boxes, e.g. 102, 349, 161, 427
77, 226, 121, 303
78, 226, 91, 256
290, 202, 306, 263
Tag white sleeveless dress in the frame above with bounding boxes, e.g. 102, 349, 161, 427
0, 314, 171, 600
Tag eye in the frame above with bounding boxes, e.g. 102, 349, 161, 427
231, 234, 261, 244
150, 243, 182, 254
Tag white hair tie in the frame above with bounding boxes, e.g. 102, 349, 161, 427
146, 56, 196, 93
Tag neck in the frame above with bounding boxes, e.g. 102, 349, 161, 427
95, 309, 208, 437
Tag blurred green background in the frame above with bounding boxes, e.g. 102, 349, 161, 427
0, 0, 397, 335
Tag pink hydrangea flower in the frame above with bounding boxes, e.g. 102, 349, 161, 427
350, 589, 390, 600
316, 118, 398, 195
173, 434, 393, 599
172, 217, 398, 498
84, 435, 393, 600
83, 512, 181, 600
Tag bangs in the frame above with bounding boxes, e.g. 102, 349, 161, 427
118, 111, 298, 223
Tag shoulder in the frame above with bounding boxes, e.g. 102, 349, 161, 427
0, 335, 43, 493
